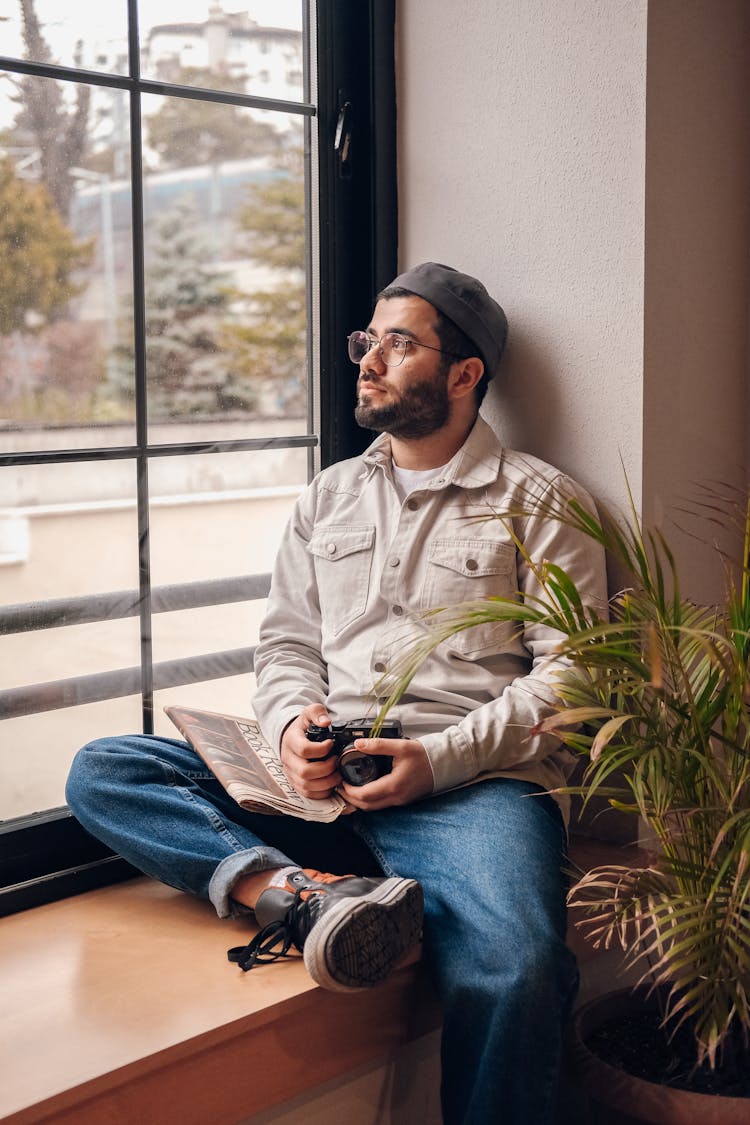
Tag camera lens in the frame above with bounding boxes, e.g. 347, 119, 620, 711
338, 747, 379, 786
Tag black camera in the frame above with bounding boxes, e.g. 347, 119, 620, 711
306, 718, 401, 786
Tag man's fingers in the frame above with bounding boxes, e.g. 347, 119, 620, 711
352, 737, 396, 756
299, 704, 331, 728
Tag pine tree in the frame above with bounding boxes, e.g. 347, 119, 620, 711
223, 149, 307, 415
109, 195, 255, 417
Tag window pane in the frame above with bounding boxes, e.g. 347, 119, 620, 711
153, 610, 258, 740
148, 446, 304, 588
138, 94, 307, 428
140, 2, 304, 101
1, 1, 129, 74
154, 674, 256, 741
1, 460, 140, 594
0, 0, 399, 911
148, 447, 304, 720
0, 71, 134, 449
1, 700, 143, 822
0, 460, 142, 821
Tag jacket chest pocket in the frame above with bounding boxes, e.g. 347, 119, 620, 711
308, 524, 375, 637
421, 537, 518, 656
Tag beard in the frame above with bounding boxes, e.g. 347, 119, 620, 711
354, 370, 451, 439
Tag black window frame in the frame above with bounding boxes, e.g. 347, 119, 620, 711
0, 0, 397, 917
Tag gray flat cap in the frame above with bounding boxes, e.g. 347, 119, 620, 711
387, 262, 508, 378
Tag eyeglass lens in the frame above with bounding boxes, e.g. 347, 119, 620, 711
347, 331, 406, 366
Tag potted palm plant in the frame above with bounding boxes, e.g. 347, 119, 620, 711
374, 481, 750, 1123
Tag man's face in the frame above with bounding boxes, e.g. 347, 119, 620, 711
353, 296, 452, 439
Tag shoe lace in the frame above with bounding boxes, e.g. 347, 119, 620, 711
227, 889, 322, 972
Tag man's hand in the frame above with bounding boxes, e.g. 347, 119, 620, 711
338, 737, 434, 811
280, 704, 342, 799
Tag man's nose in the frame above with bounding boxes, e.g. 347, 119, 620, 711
359, 340, 386, 376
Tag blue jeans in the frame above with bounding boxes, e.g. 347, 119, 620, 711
66, 735, 577, 1124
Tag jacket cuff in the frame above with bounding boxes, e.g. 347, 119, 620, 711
419, 728, 478, 793
264, 708, 303, 756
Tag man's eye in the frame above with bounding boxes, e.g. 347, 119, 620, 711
390, 336, 408, 353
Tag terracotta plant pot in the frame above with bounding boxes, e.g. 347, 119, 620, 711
566, 988, 750, 1125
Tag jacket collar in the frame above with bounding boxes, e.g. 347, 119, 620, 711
361, 414, 503, 489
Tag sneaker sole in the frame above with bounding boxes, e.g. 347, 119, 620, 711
302, 877, 424, 992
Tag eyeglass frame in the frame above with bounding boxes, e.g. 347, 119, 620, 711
346, 330, 465, 368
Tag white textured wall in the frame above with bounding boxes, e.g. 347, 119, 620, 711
396, 0, 649, 509
396, 0, 750, 602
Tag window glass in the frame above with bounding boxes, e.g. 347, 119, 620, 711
0, 3, 311, 829
0, 71, 134, 449
147, 446, 305, 580
0, 5, 308, 450
154, 675, 257, 741
140, 1, 304, 101
1, 459, 141, 819
148, 447, 304, 728
1, 2, 129, 74
138, 96, 307, 430
0, 0, 396, 909
1, 699, 144, 822
1, 459, 140, 595
2, 1, 303, 89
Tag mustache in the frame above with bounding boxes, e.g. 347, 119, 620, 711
357, 377, 384, 395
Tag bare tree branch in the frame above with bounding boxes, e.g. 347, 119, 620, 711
16, 0, 90, 218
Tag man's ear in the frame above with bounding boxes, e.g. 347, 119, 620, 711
449, 356, 484, 399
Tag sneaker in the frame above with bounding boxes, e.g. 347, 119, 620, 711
227, 869, 424, 992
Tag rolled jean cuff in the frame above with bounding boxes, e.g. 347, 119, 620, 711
209, 846, 293, 918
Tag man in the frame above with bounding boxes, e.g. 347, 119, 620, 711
66, 263, 607, 1124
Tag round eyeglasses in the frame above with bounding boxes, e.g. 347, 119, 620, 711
347, 330, 460, 368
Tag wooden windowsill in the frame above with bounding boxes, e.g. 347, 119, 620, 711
0, 835, 634, 1125
0, 878, 440, 1125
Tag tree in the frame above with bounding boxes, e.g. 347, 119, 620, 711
0, 158, 92, 336
0, 320, 105, 422
236, 160, 305, 271
223, 150, 307, 414
8, 0, 91, 219
108, 195, 252, 416
145, 66, 281, 169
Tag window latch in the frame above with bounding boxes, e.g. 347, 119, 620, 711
334, 100, 353, 178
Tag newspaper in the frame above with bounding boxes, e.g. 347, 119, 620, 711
164, 704, 348, 823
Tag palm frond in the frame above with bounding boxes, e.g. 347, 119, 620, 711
377, 474, 750, 1068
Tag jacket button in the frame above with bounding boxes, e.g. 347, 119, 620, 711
373, 662, 386, 673
406, 498, 420, 511
326, 543, 336, 555
392, 605, 403, 616
466, 558, 478, 571
389, 556, 400, 567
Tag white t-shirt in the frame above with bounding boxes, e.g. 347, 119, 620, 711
391, 460, 450, 503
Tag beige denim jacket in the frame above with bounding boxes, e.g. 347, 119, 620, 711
252, 415, 607, 824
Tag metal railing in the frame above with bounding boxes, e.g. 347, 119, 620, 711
0, 573, 271, 719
